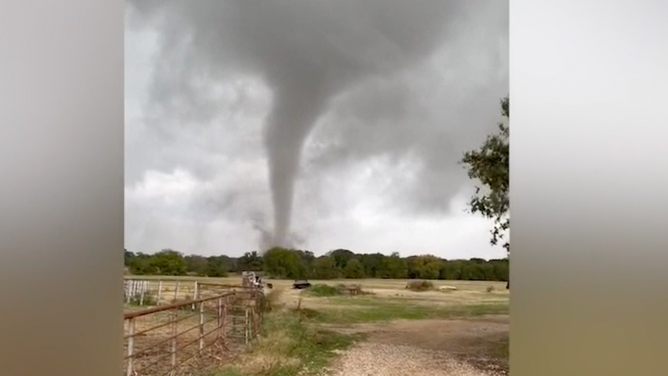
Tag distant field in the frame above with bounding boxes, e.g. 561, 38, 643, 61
124, 275, 508, 291
123, 276, 509, 308
123, 276, 509, 327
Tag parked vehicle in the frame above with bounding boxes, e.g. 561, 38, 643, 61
292, 280, 311, 289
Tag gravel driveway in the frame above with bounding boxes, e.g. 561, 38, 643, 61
327, 316, 508, 376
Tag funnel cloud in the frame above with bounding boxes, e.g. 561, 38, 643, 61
125, 1, 509, 257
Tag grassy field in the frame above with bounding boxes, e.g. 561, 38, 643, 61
124, 277, 509, 376
124, 275, 508, 303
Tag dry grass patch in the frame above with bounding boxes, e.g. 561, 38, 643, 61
263, 287, 285, 312
232, 327, 301, 375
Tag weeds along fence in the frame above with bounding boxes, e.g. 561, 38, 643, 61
124, 288, 265, 376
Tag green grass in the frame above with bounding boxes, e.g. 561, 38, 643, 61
212, 310, 362, 376
303, 284, 342, 297
307, 298, 508, 324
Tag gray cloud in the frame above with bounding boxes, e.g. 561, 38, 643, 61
125, 0, 508, 256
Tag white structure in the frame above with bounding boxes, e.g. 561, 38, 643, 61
241, 271, 263, 289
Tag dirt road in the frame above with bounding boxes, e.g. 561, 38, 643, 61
328, 315, 509, 376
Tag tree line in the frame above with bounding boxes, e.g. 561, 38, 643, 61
124, 248, 509, 282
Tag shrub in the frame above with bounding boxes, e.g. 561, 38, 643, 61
305, 284, 342, 297
405, 280, 434, 292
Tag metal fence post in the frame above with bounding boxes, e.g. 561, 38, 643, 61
139, 286, 145, 306
127, 280, 133, 303
253, 307, 258, 339
245, 307, 249, 345
199, 300, 205, 352
193, 281, 199, 311
124, 280, 130, 303
174, 281, 180, 302
170, 308, 177, 375
192, 281, 199, 310
157, 280, 163, 305
217, 297, 223, 342
126, 318, 135, 376
222, 297, 228, 343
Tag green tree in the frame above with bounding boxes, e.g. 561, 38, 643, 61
206, 256, 229, 277
378, 252, 407, 279
461, 96, 510, 253
227, 257, 240, 273
150, 249, 187, 276
294, 250, 316, 277
411, 255, 442, 279
184, 255, 208, 276
312, 256, 340, 279
124, 249, 135, 266
490, 258, 509, 282
128, 252, 154, 275
329, 249, 355, 270
360, 253, 384, 278
405, 256, 419, 279
237, 251, 263, 271
439, 261, 461, 280
263, 247, 306, 279
344, 258, 365, 279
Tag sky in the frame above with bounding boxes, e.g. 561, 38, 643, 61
124, 0, 509, 260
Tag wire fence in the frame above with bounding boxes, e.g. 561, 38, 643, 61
123, 286, 264, 376
123, 279, 249, 307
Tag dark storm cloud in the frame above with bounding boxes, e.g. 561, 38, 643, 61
126, 0, 508, 250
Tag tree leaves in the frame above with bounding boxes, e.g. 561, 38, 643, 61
460, 97, 510, 252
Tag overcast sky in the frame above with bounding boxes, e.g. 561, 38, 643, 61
124, 0, 509, 259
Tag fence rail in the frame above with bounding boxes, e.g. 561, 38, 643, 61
123, 285, 264, 376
